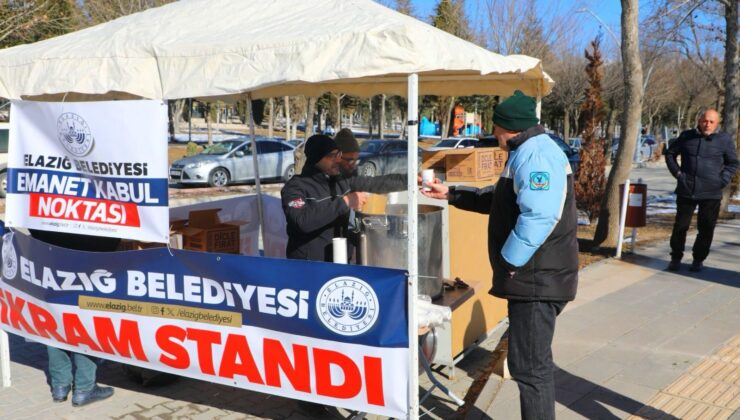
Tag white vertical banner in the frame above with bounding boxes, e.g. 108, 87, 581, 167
5, 100, 169, 243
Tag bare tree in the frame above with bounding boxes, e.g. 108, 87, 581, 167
304, 96, 316, 140
283, 96, 291, 139
393, 0, 414, 16
649, 0, 739, 210
80, 0, 174, 23
719, 0, 739, 214
546, 56, 588, 138
593, 0, 644, 249
0, 0, 81, 47
477, 0, 580, 58
167, 99, 185, 141
267, 98, 274, 138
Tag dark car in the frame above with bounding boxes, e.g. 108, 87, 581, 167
475, 135, 499, 148
356, 139, 421, 177
547, 134, 580, 174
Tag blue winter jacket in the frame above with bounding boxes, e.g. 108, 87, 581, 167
448, 126, 578, 301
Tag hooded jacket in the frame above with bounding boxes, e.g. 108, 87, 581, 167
281, 166, 406, 262
665, 128, 739, 200
448, 126, 579, 301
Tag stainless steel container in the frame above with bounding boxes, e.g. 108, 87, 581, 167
357, 204, 444, 298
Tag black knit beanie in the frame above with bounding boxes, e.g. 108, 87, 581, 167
492, 90, 539, 131
304, 134, 339, 167
334, 128, 360, 153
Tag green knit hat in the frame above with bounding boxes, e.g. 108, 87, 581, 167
492, 90, 539, 131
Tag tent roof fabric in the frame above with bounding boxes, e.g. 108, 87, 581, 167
0, 0, 553, 101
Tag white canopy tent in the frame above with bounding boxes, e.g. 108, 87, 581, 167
0, 0, 553, 417
0, 0, 552, 101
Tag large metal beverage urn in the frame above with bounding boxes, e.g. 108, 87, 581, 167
357, 204, 444, 299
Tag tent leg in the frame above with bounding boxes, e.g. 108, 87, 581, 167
406, 74, 420, 420
246, 94, 266, 247
0, 330, 10, 387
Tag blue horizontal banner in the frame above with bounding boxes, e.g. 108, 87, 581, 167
7, 167, 169, 207
1, 231, 409, 348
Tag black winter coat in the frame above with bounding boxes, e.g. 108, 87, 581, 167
281, 167, 406, 262
665, 129, 739, 200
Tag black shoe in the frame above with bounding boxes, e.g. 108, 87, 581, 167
667, 260, 681, 271
689, 260, 703, 272
51, 384, 71, 402
71, 385, 114, 407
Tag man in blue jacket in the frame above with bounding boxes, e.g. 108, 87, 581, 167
665, 109, 739, 272
422, 91, 578, 420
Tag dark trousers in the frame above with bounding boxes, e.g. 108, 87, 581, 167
507, 300, 567, 420
669, 196, 721, 262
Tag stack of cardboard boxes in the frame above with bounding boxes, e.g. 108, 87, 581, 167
118, 209, 245, 254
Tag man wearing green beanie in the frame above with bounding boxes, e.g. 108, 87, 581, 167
421, 90, 578, 420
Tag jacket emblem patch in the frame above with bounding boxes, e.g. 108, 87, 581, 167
530, 172, 550, 190
288, 198, 306, 208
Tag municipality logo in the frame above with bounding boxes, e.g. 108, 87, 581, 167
57, 112, 94, 157
530, 171, 550, 190
316, 276, 379, 336
2, 234, 18, 280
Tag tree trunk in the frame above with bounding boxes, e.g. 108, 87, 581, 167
335, 93, 342, 130
368, 97, 373, 138
267, 98, 274, 138
593, 0, 644, 249
720, 0, 739, 216
605, 108, 617, 161
205, 103, 213, 146
379, 94, 386, 139
305, 96, 316, 140
284, 96, 291, 139
563, 107, 571, 139
440, 96, 455, 138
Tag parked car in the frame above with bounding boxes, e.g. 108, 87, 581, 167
286, 139, 304, 147
611, 135, 657, 162
475, 135, 499, 148
568, 137, 583, 151
356, 139, 421, 177
169, 138, 295, 187
547, 134, 580, 174
426, 137, 478, 151
0, 122, 9, 197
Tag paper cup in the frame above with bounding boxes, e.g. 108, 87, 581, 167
422, 169, 434, 192
332, 237, 348, 264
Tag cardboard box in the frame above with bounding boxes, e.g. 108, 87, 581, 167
422, 148, 507, 182
116, 219, 187, 252
179, 209, 246, 254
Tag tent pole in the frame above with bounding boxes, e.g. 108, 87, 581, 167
246, 94, 266, 246
406, 74, 419, 419
536, 95, 542, 120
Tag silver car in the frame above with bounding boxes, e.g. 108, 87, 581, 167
169, 138, 296, 187
426, 137, 478, 151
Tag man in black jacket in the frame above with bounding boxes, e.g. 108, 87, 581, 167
281, 134, 406, 262
422, 91, 578, 420
665, 109, 739, 272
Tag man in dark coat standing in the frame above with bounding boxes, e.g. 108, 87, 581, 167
281, 134, 405, 262
422, 91, 578, 420
665, 109, 739, 272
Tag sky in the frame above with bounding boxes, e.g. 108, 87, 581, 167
407, 0, 628, 51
